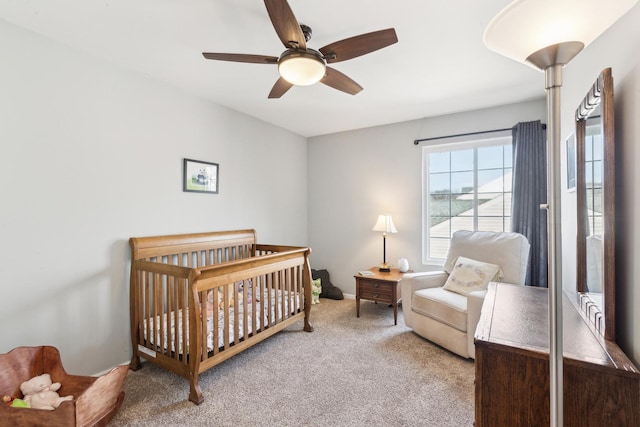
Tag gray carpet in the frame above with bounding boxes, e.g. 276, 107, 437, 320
110, 298, 474, 426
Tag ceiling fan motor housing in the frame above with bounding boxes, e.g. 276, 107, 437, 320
300, 24, 312, 42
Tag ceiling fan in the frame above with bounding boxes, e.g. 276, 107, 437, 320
202, 0, 398, 98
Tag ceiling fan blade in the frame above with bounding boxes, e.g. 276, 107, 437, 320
268, 77, 294, 98
319, 28, 398, 64
202, 52, 278, 64
264, 0, 306, 50
320, 67, 363, 95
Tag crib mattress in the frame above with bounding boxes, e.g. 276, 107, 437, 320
143, 289, 299, 355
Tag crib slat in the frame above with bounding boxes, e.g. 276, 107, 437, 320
139, 270, 147, 348
199, 289, 208, 361
291, 266, 297, 314
233, 282, 239, 345
182, 281, 189, 361
166, 256, 176, 360
212, 288, 219, 356
144, 271, 152, 348
267, 273, 273, 327
157, 273, 165, 356
297, 265, 303, 313
242, 278, 249, 341
169, 275, 176, 359
279, 270, 285, 323
223, 284, 230, 349
165, 275, 171, 357
287, 269, 292, 316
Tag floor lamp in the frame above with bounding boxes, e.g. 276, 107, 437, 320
483, 1, 638, 425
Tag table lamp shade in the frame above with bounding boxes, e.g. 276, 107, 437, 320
372, 215, 397, 234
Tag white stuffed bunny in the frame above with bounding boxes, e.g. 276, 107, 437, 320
20, 373, 73, 410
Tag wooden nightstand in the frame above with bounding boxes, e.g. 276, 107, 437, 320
354, 267, 404, 325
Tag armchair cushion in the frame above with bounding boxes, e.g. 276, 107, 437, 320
412, 287, 468, 331
442, 256, 502, 296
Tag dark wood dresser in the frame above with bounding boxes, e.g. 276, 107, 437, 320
474, 283, 640, 426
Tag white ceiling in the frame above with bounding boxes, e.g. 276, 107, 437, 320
0, 0, 547, 137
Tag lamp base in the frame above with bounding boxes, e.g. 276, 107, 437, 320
378, 263, 391, 272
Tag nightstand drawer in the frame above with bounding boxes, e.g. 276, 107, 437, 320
360, 290, 392, 302
359, 281, 393, 297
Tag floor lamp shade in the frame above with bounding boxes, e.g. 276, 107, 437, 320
483, 0, 638, 70
484, 1, 638, 425
372, 215, 397, 272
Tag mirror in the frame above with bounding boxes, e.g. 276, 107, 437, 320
575, 68, 615, 340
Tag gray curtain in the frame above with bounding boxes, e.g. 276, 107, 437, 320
511, 120, 547, 287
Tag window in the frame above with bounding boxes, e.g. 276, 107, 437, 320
585, 119, 603, 236
423, 135, 512, 262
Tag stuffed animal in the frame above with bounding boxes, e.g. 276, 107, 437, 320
311, 278, 322, 304
19, 373, 73, 410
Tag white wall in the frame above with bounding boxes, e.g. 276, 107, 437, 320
308, 99, 546, 296
0, 20, 308, 374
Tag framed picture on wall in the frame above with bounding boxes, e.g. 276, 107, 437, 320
183, 158, 219, 194
566, 134, 576, 192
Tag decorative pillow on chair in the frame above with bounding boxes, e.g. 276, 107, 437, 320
442, 256, 502, 296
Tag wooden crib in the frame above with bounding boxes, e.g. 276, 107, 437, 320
129, 229, 313, 404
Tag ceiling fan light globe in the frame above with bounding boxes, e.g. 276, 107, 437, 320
278, 50, 326, 86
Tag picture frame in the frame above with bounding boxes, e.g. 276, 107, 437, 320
183, 158, 219, 194
566, 134, 576, 192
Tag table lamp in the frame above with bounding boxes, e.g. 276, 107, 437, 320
372, 214, 397, 272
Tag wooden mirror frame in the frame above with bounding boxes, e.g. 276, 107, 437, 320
575, 68, 615, 340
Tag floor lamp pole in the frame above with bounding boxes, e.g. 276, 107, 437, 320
545, 63, 564, 427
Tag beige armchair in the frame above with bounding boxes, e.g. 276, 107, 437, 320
401, 230, 530, 359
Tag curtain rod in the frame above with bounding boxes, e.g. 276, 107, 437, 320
413, 123, 546, 145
